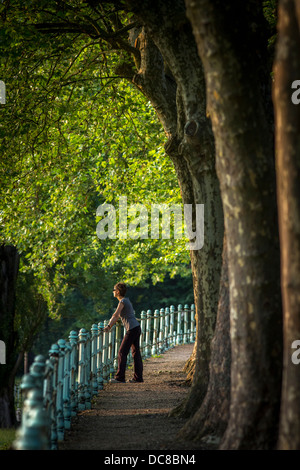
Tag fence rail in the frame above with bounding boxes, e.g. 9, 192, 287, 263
13, 303, 195, 450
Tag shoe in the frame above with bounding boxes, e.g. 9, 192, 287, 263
110, 378, 125, 384
128, 378, 144, 383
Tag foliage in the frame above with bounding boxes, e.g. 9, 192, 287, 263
263, 0, 278, 49
0, 0, 192, 352
0, 428, 16, 450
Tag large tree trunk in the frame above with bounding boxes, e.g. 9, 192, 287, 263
186, 0, 283, 449
273, 0, 300, 450
170, 133, 224, 418
178, 232, 230, 444
127, 0, 224, 417
0, 245, 20, 428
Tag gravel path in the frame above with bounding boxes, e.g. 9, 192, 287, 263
59, 344, 210, 451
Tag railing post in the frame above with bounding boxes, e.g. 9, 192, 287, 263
177, 304, 183, 344
56, 339, 65, 441
43, 357, 54, 447
85, 331, 92, 409
68, 330, 78, 417
60, 339, 72, 430
29, 354, 45, 392
170, 305, 175, 347
190, 304, 195, 342
48, 344, 59, 449
13, 355, 50, 450
140, 311, 146, 358
102, 321, 109, 384
184, 304, 189, 344
19, 373, 36, 402
78, 328, 87, 411
107, 324, 114, 380
152, 309, 159, 355
14, 388, 49, 450
127, 323, 133, 365
110, 326, 116, 376
96, 322, 104, 391
145, 310, 152, 358
91, 324, 98, 396
114, 320, 122, 370
159, 308, 165, 354
164, 307, 170, 350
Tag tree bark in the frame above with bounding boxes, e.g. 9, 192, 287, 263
273, 0, 300, 450
0, 245, 20, 428
127, 0, 224, 418
178, 232, 230, 443
186, 0, 283, 449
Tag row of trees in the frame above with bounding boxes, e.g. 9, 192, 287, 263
1, 0, 300, 449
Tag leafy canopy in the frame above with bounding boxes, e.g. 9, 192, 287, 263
0, 1, 191, 330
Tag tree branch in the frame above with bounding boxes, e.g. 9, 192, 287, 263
131, 28, 177, 136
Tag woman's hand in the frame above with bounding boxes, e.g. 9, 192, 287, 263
103, 325, 111, 333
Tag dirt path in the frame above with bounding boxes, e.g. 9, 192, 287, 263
59, 344, 212, 451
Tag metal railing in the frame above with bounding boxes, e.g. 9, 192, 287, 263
13, 303, 195, 450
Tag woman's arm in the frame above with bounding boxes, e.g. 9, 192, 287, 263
103, 301, 124, 332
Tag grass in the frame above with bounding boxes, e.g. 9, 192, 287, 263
0, 428, 16, 450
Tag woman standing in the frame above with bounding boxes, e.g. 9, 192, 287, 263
104, 282, 144, 383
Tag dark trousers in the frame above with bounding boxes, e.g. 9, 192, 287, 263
115, 325, 143, 382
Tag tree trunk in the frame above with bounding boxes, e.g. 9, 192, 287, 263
178, 232, 230, 444
169, 131, 224, 418
127, 0, 224, 417
273, 0, 300, 450
0, 245, 20, 428
186, 0, 283, 449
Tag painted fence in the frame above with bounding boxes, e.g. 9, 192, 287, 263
13, 303, 195, 450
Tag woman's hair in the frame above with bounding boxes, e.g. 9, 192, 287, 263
114, 282, 127, 296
